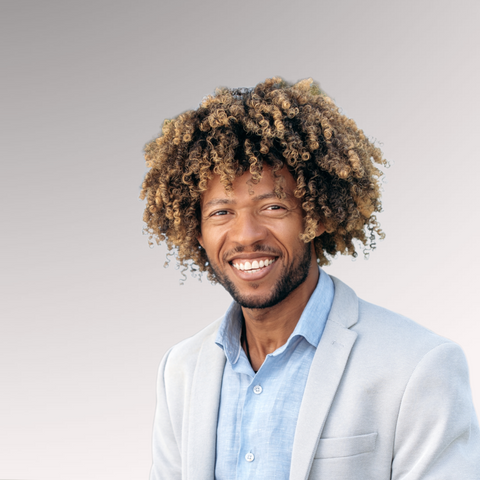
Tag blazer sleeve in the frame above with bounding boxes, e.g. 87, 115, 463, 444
392, 342, 480, 479
150, 349, 182, 480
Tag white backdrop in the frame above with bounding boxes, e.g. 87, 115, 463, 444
1, 0, 479, 478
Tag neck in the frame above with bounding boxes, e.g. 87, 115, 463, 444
241, 257, 319, 372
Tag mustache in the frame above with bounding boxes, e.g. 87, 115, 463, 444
224, 244, 281, 262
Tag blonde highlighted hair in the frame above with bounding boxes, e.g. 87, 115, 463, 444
140, 77, 387, 281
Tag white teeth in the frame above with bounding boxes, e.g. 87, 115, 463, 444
232, 258, 276, 271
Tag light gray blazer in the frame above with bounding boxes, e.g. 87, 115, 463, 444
150, 276, 480, 479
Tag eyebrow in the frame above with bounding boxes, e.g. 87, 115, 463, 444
203, 192, 292, 209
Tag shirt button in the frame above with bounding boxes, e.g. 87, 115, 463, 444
253, 385, 262, 395
245, 452, 255, 462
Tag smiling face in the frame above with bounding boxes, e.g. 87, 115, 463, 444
198, 166, 323, 309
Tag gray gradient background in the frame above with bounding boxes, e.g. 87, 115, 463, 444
1, 0, 479, 478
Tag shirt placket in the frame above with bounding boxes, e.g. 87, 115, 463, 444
235, 354, 273, 478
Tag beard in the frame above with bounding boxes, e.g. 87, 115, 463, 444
208, 242, 313, 309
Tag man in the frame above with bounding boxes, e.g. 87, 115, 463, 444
141, 77, 480, 479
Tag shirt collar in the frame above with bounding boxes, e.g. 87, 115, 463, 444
215, 268, 335, 366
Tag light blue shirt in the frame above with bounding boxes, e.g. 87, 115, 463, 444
214, 268, 335, 479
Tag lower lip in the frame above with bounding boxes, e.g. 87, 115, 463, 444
230, 260, 277, 281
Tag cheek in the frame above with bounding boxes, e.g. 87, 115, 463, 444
278, 219, 304, 243
199, 228, 224, 259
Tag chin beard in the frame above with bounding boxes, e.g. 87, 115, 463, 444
209, 243, 313, 309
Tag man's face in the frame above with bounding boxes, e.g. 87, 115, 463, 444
198, 166, 322, 309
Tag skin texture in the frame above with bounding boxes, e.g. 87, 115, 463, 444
198, 166, 324, 371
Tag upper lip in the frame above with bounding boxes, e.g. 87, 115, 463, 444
227, 252, 279, 263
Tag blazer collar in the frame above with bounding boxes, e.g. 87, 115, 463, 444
289, 275, 359, 480
327, 275, 359, 329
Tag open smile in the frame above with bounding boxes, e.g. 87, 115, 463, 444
228, 256, 279, 281
231, 258, 276, 273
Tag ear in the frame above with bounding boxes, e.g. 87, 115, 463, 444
197, 233, 204, 249
315, 221, 325, 237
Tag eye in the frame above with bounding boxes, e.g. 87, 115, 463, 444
212, 210, 229, 216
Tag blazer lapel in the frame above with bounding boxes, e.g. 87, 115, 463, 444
289, 276, 359, 480
186, 330, 226, 480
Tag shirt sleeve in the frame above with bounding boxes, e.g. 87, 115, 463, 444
392, 342, 480, 479
150, 349, 182, 480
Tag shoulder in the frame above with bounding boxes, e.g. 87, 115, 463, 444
166, 317, 223, 365
326, 276, 475, 420
355, 298, 456, 364
352, 298, 473, 411
328, 275, 462, 378
329, 275, 455, 357
163, 317, 223, 374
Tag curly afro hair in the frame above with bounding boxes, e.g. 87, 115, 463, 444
140, 77, 387, 282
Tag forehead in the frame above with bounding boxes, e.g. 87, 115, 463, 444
201, 166, 297, 205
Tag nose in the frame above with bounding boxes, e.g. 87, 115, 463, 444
228, 211, 267, 247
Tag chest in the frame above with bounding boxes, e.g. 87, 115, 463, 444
215, 339, 315, 479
